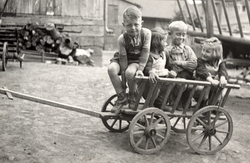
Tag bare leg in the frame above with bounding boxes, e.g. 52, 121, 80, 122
125, 63, 139, 109
125, 63, 138, 94
107, 62, 124, 94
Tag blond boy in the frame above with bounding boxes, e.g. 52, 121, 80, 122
108, 7, 151, 114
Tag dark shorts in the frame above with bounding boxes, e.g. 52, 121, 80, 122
110, 52, 139, 65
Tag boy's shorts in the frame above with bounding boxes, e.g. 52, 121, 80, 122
110, 52, 139, 65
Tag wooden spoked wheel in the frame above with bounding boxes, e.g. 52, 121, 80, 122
170, 116, 191, 133
129, 107, 171, 154
101, 94, 130, 132
187, 106, 233, 155
2, 42, 8, 71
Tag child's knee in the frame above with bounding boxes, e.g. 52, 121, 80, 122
125, 69, 135, 80
108, 65, 119, 77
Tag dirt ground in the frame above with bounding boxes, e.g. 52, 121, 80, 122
0, 60, 250, 163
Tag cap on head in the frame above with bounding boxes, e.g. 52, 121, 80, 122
201, 37, 223, 61
123, 6, 142, 21
168, 21, 188, 32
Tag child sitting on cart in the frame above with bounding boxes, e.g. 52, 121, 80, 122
153, 21, 197, 111
142, 27, 168, 98
144, 27, 168, 81
107, 6, 151, 114
194, 37, 228, 108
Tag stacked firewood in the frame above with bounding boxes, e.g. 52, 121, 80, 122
17, 23, 63, 53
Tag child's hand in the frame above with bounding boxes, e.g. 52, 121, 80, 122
149, 71, 159, 83
168, 71, 177, 78
219, 76, 227, 88
161, 69, 169, 77
136, 70, 144, 77
210, 79, 220, 87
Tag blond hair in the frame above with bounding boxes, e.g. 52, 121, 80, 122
201, 37, 223, 61
123, 6, 142, 21
168, 21, 188, 32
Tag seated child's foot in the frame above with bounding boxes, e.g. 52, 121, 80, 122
176, 104, 184, 111
128, 92, 136, 110
163, 105, 172, 112
111, 91, 128, 115
153, 103, 172, 112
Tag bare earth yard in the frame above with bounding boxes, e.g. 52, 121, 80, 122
0, 61, 250, 163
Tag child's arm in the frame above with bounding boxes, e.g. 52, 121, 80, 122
218, 61, 228, 79
165, 52, 179, 78
118, 35, 128, 72
143, 55, 154, 76
174, 46, 197, 71
137, 29, 151, 75
196, 58, 210, 80
196, 58, 219, 86
218, 61, 228, 87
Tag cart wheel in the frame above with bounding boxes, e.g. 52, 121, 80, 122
2, 42, 8, 71
129, 107, 171, 154
170, 116, 191, 133
187, 106, 233, 155
101, 94, 130, 132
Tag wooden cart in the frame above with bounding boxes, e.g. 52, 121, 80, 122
0, 76, 240, 155
0, 26, 23, 71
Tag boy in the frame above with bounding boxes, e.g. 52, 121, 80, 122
154, 21, 197, 111
107, 6, 151, 114
166, 21, 197, 79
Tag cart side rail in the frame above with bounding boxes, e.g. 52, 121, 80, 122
134, 76, 240, 114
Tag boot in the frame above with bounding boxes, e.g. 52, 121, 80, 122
111, 91, 128, 114
200, 100, 208, 109
128, 92, 136, 110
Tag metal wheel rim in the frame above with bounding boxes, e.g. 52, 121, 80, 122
129, 107, 171, 154
187, 106, 233, 155
101, 94, 130, 132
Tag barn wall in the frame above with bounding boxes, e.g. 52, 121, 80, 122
0, 0, 104, 66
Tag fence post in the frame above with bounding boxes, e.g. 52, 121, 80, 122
205, 0, 214, 37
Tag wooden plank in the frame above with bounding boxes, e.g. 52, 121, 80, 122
5, 0, 16, 14
54, 0, 62, 16
16, 0, 23, 14
61, 0, 79, 16
46, 0, 54, 15
0, 87, 102, 118
3, 87, 13, 100
135, 76, 241, 89
79, 0, 87, 17
17, 0, 32, 14
33, 0, 40, 14
40, 0, 47, 14
0, 0, 4, 12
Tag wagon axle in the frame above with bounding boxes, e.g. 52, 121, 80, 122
145, 127, 157, 137
205, 128, 216, 136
